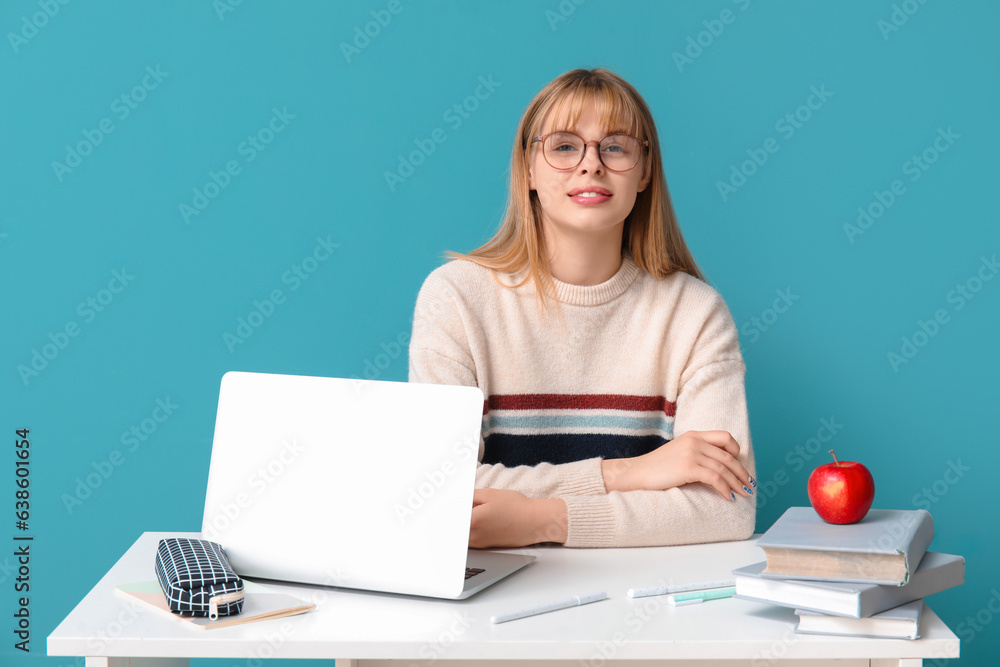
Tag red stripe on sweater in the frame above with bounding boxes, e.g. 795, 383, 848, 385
482, 394, 675, 416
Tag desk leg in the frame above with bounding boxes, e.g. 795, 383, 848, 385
872, 660, 922, 666
85, 658, 189, 667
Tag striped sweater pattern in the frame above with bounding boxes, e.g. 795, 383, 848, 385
481, 393, 675, 467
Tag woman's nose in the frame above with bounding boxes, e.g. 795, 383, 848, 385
578, 143, 604, 172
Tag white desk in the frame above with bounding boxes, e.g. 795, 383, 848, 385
48, 531, 959, 667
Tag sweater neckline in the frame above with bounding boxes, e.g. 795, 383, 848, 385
550, 253, 640, 306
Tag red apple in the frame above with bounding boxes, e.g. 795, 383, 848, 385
807, 450, 875, 524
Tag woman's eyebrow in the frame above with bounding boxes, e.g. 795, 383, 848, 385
550, 127, 633, 136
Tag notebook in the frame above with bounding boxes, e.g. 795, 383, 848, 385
201, 371, 535, 600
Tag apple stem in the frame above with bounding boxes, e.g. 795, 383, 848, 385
829, 449, 841, 466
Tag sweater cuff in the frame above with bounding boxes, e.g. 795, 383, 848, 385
562, 495, 618, 547
557, 457, 608, 496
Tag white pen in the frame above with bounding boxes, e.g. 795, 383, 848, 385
490, 591, 607, 624
627, 579, 735, 599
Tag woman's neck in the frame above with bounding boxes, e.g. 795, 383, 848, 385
544, 226, 625, 286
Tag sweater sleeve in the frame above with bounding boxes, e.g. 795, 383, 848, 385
408, 268, 608, 499
560, 293, 757, 548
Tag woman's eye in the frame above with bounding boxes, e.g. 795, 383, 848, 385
553, 144, 578, 152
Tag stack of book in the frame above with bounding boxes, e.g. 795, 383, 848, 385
732, 507, 964, 640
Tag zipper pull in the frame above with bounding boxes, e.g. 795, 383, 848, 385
208, 590, 245, 620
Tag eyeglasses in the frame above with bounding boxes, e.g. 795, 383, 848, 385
531, 131, 648, 172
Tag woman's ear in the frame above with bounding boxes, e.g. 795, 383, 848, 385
637, 161, 652, 193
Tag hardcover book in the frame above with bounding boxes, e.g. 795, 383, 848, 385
794, 600, 924, 639
732, 551, 963, 618
755, 507, 934, 585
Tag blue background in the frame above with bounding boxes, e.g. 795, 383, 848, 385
2, 1, 997, 665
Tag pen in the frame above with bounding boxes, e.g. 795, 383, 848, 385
667, 586, 736, 606
627, 579, 735, 599
490, 591, 607, 624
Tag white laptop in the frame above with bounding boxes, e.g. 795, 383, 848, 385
201, 370, 535, 599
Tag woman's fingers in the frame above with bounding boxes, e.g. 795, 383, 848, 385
675, 430, 753, 500
696, 451, 753, 500
697, 441, 753, 494
692, 429, 742, 459
630, 430, 754, 497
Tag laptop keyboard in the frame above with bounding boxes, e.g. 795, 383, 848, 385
465, 567, 485, 579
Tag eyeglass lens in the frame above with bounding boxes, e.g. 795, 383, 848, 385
543, 132, 642, 171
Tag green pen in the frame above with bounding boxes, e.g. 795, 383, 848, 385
667, 586, 736, 606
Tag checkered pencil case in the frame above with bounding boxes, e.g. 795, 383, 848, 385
154, 538, 245, 619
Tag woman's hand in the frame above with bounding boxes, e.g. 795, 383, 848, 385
469, 489, 568, 548
601, 429, 754, 500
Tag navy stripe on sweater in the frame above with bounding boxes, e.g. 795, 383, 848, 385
482, 432, 667, 467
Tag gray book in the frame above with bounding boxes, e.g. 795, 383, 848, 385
732, 551, 964, 618
794, 600, 924, 639
755, 507, 934, 585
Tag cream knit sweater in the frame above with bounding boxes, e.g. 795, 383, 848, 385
408, 253, 756, 548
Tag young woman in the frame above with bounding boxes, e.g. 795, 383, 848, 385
408, 68, 756, 549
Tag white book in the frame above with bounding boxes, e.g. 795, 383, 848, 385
732, 552, 963, 618
795, 600, 924, 639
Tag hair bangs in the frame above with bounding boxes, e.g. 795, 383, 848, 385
536, 79, 646, 140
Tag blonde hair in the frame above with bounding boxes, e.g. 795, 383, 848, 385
443, 68, 704, 316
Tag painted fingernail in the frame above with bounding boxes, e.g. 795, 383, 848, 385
730, 491, 736, 501
743, 485, 753, 496
749, 476, 757, 488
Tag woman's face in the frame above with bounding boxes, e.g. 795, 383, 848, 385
528, 97, 650, 242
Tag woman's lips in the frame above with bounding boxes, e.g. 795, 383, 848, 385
568, 193, 612, 205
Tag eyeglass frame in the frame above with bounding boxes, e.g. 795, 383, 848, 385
529, 131, 650, 172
